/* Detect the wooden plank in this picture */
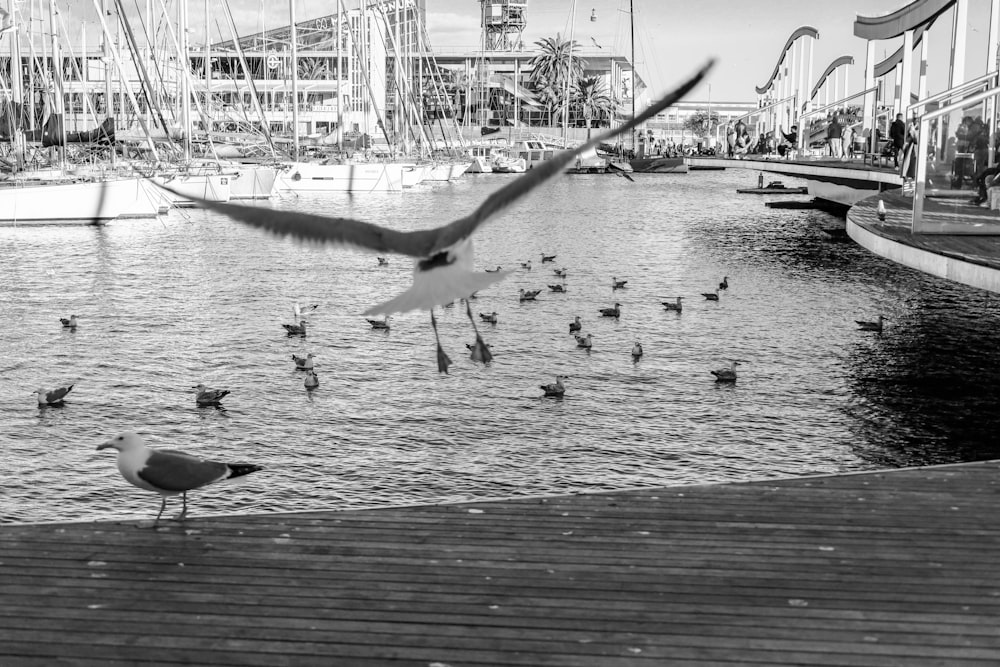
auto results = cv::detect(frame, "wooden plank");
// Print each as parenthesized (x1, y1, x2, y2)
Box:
(1, 462, 999, 666)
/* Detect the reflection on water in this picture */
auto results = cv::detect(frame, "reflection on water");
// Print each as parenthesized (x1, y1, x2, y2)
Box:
(2, 169, 1000, 524)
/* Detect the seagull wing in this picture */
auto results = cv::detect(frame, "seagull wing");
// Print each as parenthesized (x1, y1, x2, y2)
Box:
(47, 385, 73, 402)
(164, 61, 713, 257)
(424, 61, 713, 255)
(138, 449, 230, 492)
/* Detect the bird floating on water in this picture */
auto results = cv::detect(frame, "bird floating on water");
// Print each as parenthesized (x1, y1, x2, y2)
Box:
(304, 371, 319, 389)
(154, 62, 713, 373)
(599, 302, 621, 318)
(541, 253, 557, 263)
(661, 297, 683, 312)
(485, 265, 503, 273)
(283, 320, 307, 336)
(540, 375, 568, 397)
(479, 311, 498, 324)
(60, 315, 78, 328)
(612, 277, 628, 290)
(856, 315, 886, 333)
(36, 384, 73, 406)
(719, 276, 729, 290)
(553, 267, 567, 278)
(520, 288, 542, 301)
(377, 256, 389, 265)
(632, 342, 643, 359)
(575, 333, 593, 349)
(520, 260, 532, 270)
(548, 284, 566, 293)
(292, 302, 318, 322)
(291, 353, 315, 370)
(702, 289, 720, 301)
(193, 384, 230, 406)
(711, 360, 743, 383)
(97, 431, 264, 524)
(569, 316, 582, 333)
(367, 316, 391, 330)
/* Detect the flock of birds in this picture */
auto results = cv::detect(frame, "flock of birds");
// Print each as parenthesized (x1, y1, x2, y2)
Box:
(30, 61, 890, 525)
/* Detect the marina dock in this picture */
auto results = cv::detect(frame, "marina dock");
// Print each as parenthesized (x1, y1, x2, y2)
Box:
(2, 461, 999, 665)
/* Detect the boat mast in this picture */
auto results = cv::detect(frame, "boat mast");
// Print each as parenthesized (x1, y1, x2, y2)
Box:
(630, 0, 635, 151)
(290, 0, 299, 161)
(47, 0, 66, 164)
(7, 0, 23, 171)
(563, 0, 576, 143)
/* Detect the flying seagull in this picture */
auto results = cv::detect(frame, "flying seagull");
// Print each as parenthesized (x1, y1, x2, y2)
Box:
(160, 62, 714, 371)
(97, 431, 263, 523)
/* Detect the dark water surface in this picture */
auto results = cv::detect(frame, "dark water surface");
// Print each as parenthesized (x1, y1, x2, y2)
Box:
(4, 169, 1000, 524)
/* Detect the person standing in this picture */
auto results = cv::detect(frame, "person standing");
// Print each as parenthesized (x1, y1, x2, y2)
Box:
(890, 113, 906, 168)
(841, 124, 855, 160)
(827, 116, 843, 158)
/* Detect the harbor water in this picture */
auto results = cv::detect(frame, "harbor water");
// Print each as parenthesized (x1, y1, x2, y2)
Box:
(3, 169, 1000, 524)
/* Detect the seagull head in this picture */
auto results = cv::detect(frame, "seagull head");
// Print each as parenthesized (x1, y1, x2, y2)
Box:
(192, 384, 207, 392)
(98, 431, 144, 452)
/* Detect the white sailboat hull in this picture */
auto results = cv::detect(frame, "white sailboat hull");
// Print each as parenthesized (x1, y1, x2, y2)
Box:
(426, 162, 471, 181)
(228, 166, 277, 200)
(276, 162, 405, 193)
(0, 177, 161, 225)
(152, 173, 233, 207)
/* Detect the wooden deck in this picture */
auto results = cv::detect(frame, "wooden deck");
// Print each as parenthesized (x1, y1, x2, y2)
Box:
(2, 462, 1000, 666)
(849, 193, 1000, 271)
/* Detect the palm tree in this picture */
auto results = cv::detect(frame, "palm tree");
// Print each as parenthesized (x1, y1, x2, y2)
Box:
(575, 76, 614, 138)
(298, 57, 333, 80)
(528, 34, 587, 125)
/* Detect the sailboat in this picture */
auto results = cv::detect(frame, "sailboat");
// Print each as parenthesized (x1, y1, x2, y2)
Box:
(0, 0, 163, 224)
(624, 1, 686, 174)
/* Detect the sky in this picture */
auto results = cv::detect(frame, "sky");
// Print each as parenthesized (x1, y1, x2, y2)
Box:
(62, 0, 993, 103)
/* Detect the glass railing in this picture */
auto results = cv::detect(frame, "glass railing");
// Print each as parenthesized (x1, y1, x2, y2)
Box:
(912, 77, 1000, 233)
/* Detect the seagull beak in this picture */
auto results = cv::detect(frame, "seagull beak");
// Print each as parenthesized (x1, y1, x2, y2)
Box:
(436, 344, 453, 374)
(470, 334, 493, 364)
(96, 440, 113, 451)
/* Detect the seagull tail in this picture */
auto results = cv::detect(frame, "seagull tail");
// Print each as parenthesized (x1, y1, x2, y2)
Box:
(364, 269, 514, 316)
(226, 463, 264, 480)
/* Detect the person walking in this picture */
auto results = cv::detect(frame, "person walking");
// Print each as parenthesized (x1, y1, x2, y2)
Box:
(890, 113, 906, 168)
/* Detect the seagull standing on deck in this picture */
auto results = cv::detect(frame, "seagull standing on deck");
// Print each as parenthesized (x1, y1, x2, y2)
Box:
(36, 385, 73, 406)
(157, 63, 714, 373)
(193, 384, 230, 406)
(97, 431, 263, 523)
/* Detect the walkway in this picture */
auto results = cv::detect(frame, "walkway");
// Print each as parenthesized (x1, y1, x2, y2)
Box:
(2, 462, 999, 665)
